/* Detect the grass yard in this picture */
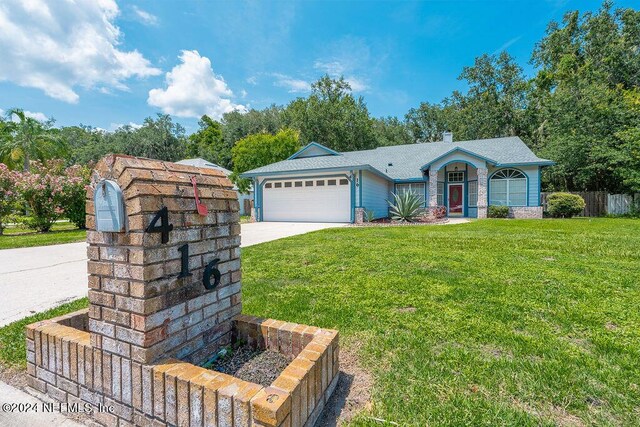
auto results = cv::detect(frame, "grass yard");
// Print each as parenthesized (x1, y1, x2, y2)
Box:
(0, 218, 638, 425)
(0, 221, 86, 249)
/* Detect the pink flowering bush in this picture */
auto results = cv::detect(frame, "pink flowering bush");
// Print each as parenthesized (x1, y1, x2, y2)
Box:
(15, 162, 66, 232)
(0, 163, 19, 235)
(60, 164, 91, 229)
(14, 160, 91, 232)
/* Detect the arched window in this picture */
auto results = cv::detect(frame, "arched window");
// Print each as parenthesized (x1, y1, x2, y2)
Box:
(489, 169, 527, 206)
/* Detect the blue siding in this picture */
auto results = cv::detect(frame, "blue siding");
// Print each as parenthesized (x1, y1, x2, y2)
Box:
(524, 166, 541, 207)
(361, 170, 391, 219)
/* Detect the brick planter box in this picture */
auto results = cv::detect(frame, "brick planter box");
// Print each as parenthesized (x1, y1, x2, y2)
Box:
(25, 155, 339, 427)
(26, 312, 338, 427)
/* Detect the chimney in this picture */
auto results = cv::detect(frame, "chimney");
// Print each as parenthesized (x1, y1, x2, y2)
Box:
(443, 131, 453, 143)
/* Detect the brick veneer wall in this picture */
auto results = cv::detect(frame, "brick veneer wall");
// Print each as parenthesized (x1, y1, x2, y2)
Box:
(508, 206, 543, 219)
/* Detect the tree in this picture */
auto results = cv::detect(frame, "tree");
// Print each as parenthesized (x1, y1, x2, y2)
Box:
(231, 128, 300, 192)
(448, 52, 530, 141)
(405, 52, 530, 143)
(61, 125, 109, 166)
(187, 115, 228, 167)
(221, 105, 285, 153)
(405, 102, 451, 142)
(0, 109, 67, 171)
(107, 115, 187, 162)
(530, 1, 640, 192)
(372, 116, 414, 146)
(284, 75, 377, 151)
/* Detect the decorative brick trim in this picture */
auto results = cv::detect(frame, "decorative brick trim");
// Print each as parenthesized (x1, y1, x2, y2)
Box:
(508, 206, 543, 219)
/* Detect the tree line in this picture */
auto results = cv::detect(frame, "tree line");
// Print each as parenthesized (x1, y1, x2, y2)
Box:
(1, 1, 638, 194)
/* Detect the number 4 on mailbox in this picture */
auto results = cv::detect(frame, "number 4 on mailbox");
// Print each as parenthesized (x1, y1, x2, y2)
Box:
(146, 207, 221, 289)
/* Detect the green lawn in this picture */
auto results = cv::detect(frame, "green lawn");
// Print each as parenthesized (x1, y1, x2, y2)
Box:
(0, 221, 86, 249)
(1, 218, 639, 425)
(0, 299, 88, 367)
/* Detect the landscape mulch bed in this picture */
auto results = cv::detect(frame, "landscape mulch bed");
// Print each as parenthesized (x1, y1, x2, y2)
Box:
(351, 218, 448, 227)
(209, 345, 290, 387)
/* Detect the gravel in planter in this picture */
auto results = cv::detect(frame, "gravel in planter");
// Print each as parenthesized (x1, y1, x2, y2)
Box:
(209, 345, 290, 387)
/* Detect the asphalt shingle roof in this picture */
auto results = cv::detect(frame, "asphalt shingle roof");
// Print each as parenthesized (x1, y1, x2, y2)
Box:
(242, 137, 553, 181)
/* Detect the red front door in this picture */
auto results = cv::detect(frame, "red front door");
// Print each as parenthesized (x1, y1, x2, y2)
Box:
(448, 184, 463, 215)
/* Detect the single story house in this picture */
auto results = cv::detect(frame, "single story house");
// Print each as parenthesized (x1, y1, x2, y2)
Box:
(240, 133, 554, 223)
(176, 158, 254, 215)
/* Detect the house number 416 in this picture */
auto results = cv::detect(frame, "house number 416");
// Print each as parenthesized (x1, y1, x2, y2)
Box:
(146, 207, 221, 290)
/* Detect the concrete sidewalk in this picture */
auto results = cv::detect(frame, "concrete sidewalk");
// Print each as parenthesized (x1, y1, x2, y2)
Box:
(0, 242, 87, 327)
(0, 381, 85, 427)
(0, 222, 344, 326)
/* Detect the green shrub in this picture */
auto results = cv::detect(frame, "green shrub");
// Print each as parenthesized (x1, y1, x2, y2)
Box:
(388, 192, 423, 222)
(547, 192, 586, 218)
(364, 209, 375, 222)
(488, 205, 509, 218)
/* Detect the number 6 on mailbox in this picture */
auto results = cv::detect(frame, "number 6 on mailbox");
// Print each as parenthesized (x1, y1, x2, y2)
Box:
(146, 207, 221, 290)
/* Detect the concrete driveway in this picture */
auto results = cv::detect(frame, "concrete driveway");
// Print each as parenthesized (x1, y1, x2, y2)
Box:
(0, 222, 344, 326)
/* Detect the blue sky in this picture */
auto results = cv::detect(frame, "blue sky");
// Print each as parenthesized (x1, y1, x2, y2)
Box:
(0, 0, 635, 133)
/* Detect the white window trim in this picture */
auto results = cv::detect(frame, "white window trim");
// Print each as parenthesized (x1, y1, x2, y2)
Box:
(489, 169, 528, 207)
(468, 180, 478, 208)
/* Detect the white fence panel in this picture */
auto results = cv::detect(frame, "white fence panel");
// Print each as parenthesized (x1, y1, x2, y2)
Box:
(607, 194, 639, 215)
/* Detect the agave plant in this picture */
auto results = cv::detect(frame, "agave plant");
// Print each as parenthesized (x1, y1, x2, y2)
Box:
(387, 191, 424, 222)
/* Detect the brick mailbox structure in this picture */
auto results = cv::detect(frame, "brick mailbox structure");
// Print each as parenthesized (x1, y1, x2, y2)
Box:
(25, 155, 339, 427)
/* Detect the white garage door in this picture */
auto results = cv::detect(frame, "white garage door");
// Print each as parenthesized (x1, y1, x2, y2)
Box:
(263, 177, 351, 222)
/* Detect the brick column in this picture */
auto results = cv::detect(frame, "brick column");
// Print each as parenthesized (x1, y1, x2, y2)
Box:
(86, 155, 242, 365)
(477, 167, 488, 219)
(428, 168, 439, 207)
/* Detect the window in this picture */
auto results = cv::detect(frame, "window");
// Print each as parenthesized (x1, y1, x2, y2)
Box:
(339, 179, 349, 185)
(284, 182, 292, 188)
(468, 181, 478, 207)
(396, 183, 425, 199)
(274, 182, 282, 188)
(305, 181, 313, 187)
(489, 169, 527, 206)
(437, 182, 444, 206)
(265, 183, 272, 189)
(448, 171, 464, 182)
(327, 179, 337, 186)
(316, 180, 325, 186)
(294, 181, 303, 187)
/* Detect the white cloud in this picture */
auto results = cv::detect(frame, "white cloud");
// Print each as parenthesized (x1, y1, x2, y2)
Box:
(272, 73, 311, 93)
(22, 111, 48, 122)
(109, 122, 142, 131)
(240, 89, 248, 99)
(312, 36, 378, 93)
(492, 36, 522, 55)
(0, 0, 161, 103)
(314, 61, 346, 76)
(132, 5, 159, 26)
(1, 109, 48, 122)
(246, 76, 258, 85)
(148, 50, 246, 119)
(313, 61, 369, 92)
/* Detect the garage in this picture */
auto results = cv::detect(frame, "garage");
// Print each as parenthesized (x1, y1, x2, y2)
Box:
(262, 177, 351, 222)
